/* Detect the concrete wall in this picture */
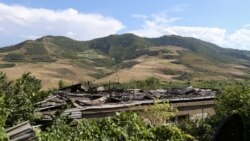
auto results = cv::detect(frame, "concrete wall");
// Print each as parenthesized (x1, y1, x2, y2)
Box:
(171, 99, 215, 123)
(81, 99, 215, 125)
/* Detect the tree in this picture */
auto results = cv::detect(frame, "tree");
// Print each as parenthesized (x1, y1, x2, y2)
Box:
(181, 85, 250, 140)
(140, 100, 176, 126)
(215, 85, 250, 138)
(153, 125, 193, 141)
(0, 93, 8, 141)
(4, 73, 49, 127)
(0, 73, 9, 140)
(178, 118, 215, 141)
(37, 112, 194, 141)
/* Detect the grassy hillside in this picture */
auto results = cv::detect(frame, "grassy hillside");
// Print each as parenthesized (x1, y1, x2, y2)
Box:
(1, 34, 250, 88)
(86, 33, 153, 62)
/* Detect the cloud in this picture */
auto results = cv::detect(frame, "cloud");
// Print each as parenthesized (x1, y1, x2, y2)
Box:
(129, 14, 250, 50)
(131, 26, 226, 46)
(0, 3, 124, 46)
(1, 2, 250, 51)
(226, 27, 250, 50)
(129, 14, 225, 46)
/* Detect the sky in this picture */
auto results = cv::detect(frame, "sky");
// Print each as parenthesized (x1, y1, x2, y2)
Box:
(1, 0, 250, 50)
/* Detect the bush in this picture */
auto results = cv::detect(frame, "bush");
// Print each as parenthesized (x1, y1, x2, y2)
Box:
(123, 77, 161, 89)
(2, 73, 50, 127)
(154, 125, 194, 141)
(0, 92, 7, 141)
(215, 85, 250, 138)
(179, 118, 215, 141)
(37, 112, 194, 141)
(179, 84, 250, 140)
(140, 100, 176, 126)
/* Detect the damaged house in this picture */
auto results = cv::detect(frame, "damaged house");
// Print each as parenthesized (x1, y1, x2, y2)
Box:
(35, 84, 217, 123)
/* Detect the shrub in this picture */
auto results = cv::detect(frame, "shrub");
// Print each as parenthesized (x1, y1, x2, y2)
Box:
(37, 112, 194, 141)
(3, 73, 50, 127)
(215, 85, 250, 138)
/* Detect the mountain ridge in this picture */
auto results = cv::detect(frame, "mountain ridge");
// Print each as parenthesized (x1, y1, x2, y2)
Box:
(0, 33, 250, 88)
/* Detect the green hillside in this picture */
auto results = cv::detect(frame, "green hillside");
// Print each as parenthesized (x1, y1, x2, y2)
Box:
(2, 33, 250, 64)
(1, 33, 250, 88)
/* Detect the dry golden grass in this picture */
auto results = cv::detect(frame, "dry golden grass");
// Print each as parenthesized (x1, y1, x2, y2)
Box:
(0, 45, 248, 88)
(77, 50, 107, 59)
(96, 54, 189, 83)
(180, 52, 246, 76)
(97, 46, 248, 84)
(148, 45, 185, 53)
(0, 59, 95, 89)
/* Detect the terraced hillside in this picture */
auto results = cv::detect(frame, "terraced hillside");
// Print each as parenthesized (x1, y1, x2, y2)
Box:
(1, 34, 250, 89)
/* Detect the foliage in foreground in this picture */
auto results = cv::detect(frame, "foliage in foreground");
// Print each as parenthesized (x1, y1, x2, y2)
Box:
(37, 112, 194, 141)
(179, 118, 215, 141)
(3, 73, 50, 127)
(0, 73, 8, 140)
(140, 100, 176, 126)
(0, 94, 7, 140)
(215, 85, 250, 139)
(1, 72, 250, 140)
(180, 84, 250, 140)
(0, 72, 50, 140)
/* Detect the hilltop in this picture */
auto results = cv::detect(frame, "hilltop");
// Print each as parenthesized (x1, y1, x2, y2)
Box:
(1, 33, 250, 88)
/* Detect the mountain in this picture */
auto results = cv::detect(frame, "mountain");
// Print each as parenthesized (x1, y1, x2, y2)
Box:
(0, 34, 250, 88)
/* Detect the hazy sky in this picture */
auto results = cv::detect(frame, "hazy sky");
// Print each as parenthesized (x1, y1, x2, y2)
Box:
(1, 0, 250, 50)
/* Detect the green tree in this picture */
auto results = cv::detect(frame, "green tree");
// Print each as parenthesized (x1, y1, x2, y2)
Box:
(179, 118, 215, 141)
(0, 73, 9, 140)
(180, 85, 250, 140)
(37, 112, 194, 141)
(153, 125, 194, 141)
(4, 73, 49, 127)
(140, 100, 176, 126)
(215, 85, 250, 138)
(0, 93, 8, 141)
